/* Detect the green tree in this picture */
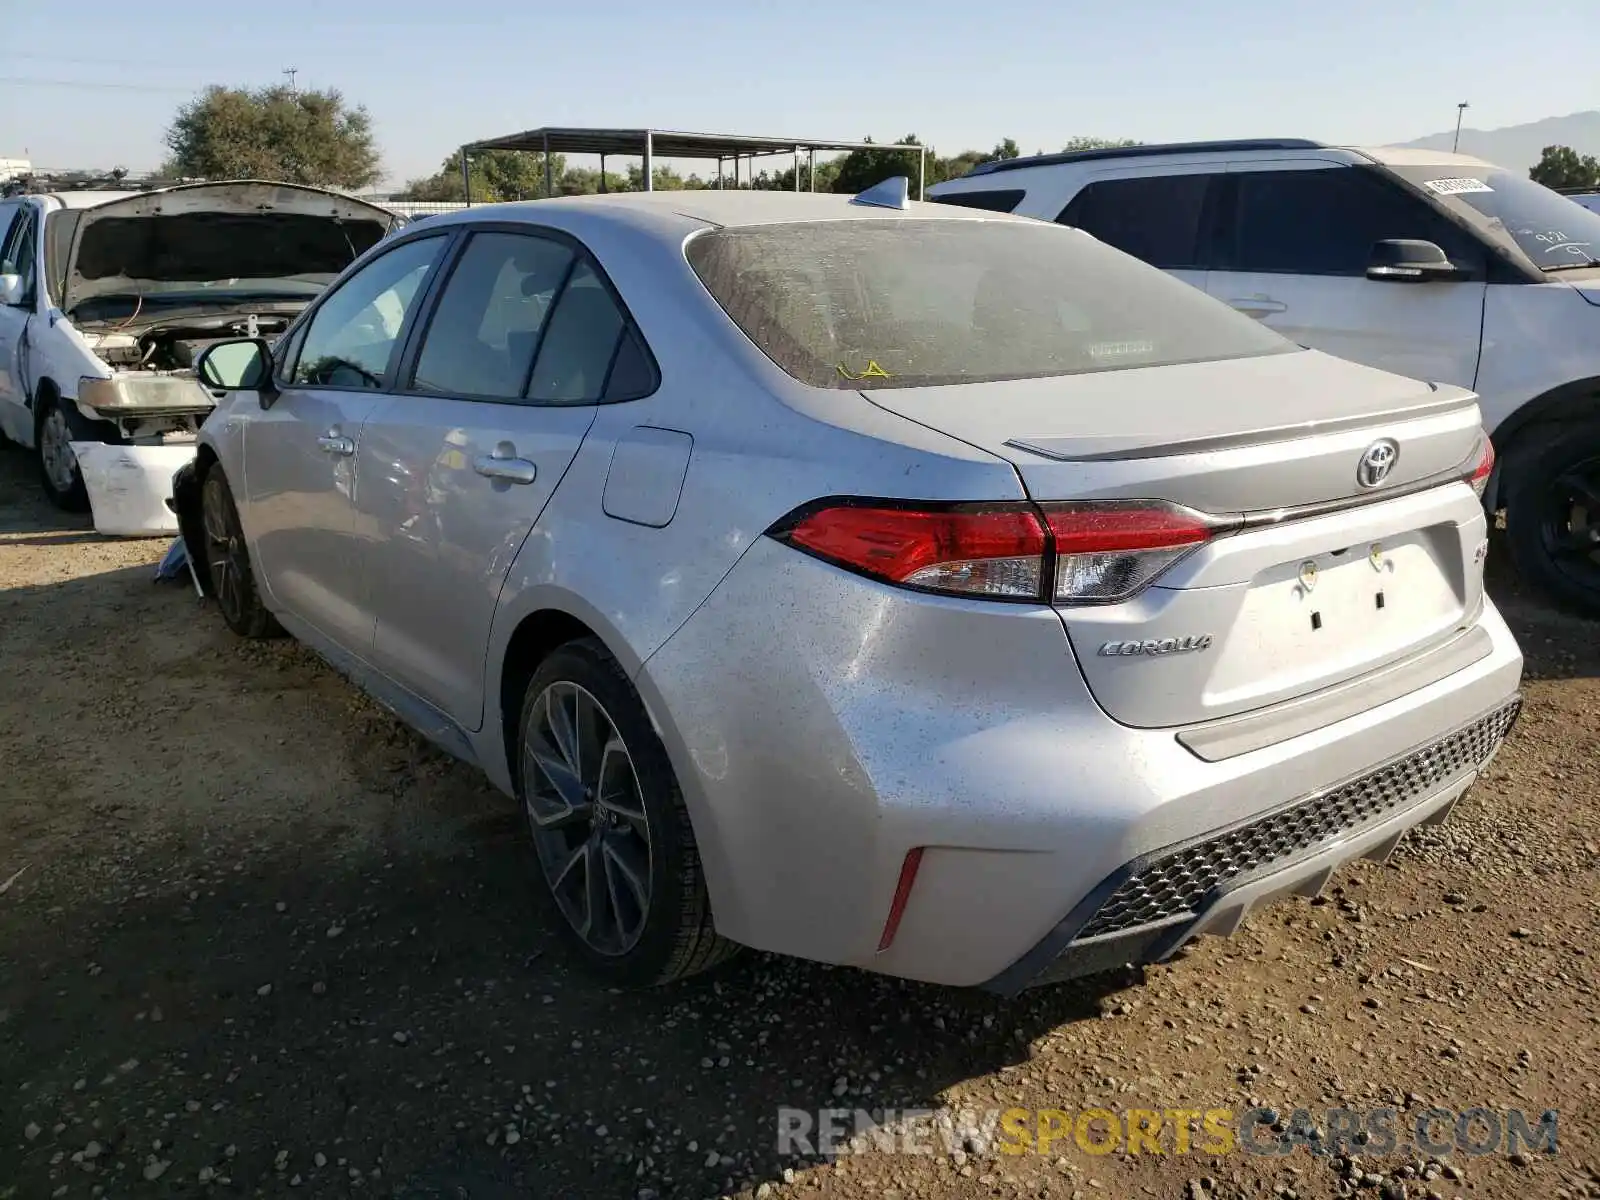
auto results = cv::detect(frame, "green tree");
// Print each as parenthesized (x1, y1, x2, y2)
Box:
(1530, 144, 1600, 191)
(1061, 136, 1142, 152)
(398, 148, 568, 202)
(164, 85, 381, 189)
(830, 135, 929, 194)
(625, 163, 702, 191)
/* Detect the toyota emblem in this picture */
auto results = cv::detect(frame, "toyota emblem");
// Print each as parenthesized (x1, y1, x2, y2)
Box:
(1357, 439, 1400, 489)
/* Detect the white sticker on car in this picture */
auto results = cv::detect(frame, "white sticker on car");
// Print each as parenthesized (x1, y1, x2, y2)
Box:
(1423, 177, 1494, 195)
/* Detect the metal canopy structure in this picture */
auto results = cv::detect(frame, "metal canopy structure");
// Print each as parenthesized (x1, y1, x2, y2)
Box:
(457, 127, 926, 202)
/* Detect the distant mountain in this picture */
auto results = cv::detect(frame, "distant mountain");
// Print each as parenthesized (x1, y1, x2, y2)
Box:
(1392, 111, 1600, 173)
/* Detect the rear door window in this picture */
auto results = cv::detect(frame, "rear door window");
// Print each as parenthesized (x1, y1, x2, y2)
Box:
(1226, 166, 1479, 276)
(526, 261, 640, 404)
(410, 231, 574, 400)
(685, 218, 1295, 390)
(1057, 175, 1217, 269)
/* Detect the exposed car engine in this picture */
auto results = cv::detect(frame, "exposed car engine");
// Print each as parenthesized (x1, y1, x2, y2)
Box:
(87, 314, 294, 373)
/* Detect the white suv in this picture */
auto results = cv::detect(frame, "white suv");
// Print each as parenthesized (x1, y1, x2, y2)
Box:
(0, 179, 399, 509)
(929, 140, 1600, 616)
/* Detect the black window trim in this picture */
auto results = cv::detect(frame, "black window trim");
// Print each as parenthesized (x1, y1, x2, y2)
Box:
(928, 188, 1028, 215)
(391, 219, 661, 409)
(1211, 162, 1493, 282)
(272, 228, 457, 393)
(1054, 172, 1227, 272)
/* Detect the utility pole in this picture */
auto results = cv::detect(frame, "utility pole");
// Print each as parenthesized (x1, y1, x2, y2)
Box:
(283, 67, 299, 95)
(1452, 102, 1469, 153)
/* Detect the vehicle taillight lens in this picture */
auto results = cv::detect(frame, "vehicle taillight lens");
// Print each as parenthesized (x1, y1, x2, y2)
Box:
(1466, 437, 1495, 499)
(1041, 501, 1216, 603)
(779, 503, 1048, 599)
(771, 498, 1220, 604)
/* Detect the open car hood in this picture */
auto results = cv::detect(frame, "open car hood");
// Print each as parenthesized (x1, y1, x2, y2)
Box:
(55, 181, 400, 313)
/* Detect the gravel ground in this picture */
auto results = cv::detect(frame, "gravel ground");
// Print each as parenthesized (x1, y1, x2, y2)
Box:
(1, 439, 1597, 1200)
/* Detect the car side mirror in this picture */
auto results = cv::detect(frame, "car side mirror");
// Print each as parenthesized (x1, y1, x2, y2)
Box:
(195, 337, 278, 407)
(0, 273, 22, 306)
(1366, 239, 1463, 282)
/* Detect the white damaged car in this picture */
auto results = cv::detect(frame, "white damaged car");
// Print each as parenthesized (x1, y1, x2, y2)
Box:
(0, 180, 400, 511)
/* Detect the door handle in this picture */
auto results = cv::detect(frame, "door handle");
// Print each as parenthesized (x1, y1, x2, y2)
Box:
(1227, 297, 1287, 317)
(317, 432, 356, 456)
(473, 449, 537, 485)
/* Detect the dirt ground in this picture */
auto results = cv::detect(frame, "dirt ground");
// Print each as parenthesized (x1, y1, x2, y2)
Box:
(1, 439, 1597, 1200)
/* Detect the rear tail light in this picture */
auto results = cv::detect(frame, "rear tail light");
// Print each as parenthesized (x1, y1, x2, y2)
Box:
(1465, 436, 1495, 499)
(770, 498, 1221, 605)
(1041, 501, 1217, 603)
(779, 503, 1048, 599)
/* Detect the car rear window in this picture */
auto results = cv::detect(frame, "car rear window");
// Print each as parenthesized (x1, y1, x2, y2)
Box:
(684, 218, 1296, 389)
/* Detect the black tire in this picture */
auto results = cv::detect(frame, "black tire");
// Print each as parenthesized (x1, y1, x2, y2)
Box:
(34, 392, 113, 512)
(516, 638, 739, 987)
(1503, 417, 1600, 619)
(199, 467, 283, 639)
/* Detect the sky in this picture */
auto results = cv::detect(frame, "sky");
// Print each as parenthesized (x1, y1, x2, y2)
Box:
(4, 0, 1596, 190)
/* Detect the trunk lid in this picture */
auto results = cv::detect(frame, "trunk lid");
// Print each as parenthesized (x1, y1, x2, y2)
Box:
(57, 181, 399, 314)
(864, 350, 1490, 729)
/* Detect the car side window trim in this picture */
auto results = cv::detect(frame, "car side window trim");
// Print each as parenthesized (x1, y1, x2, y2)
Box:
(516, 253, 581, 399)
(275, 230, 456, 393)
(390, 219, 661, 409)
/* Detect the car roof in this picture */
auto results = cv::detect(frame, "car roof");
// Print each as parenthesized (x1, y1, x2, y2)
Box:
(418, 189, 1030, 237)
(936, 140, 1501, 187)
(1345, 145, 1497, 169)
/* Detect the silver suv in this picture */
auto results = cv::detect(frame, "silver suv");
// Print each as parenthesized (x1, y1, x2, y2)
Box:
(175, 187, 1523, 992)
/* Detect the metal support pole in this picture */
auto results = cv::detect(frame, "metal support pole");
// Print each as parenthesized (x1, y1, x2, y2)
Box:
(716, 157, 723, 189)
(643, 130, 654, 192)
(733, 155, 740, 189)
(794, 146, 801, 191)
(543, 132, 553, 197)
(918, 147, 926, 200)
(460, 147, 471, 207)
(599, 153, 606, 193)
(809, 148, 815, 192)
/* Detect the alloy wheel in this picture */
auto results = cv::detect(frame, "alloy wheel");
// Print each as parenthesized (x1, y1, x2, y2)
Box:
(201, 475, 248, 627)
(522, 682, 653, 956)
(39, 407, 78, 493)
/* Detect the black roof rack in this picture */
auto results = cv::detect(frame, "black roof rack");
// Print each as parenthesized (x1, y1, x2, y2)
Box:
(1, 171, 193, 198)
(963, 139, 1328, 178)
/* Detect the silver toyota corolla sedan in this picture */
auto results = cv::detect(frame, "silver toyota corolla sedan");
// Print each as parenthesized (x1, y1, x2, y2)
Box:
(174, 182, 1523, 994)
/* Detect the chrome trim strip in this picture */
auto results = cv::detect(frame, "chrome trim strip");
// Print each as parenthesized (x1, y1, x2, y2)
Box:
(1234, 465, 1472, 529)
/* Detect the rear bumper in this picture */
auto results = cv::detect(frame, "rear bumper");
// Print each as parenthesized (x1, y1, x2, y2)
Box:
(984, 696, 1519, 994)
(638, 540, 1525, 989)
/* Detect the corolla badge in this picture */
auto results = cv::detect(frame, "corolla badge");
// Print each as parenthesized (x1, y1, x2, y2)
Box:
(1099, 635, 1214, 657)
(1357, 438, 1400, 489)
